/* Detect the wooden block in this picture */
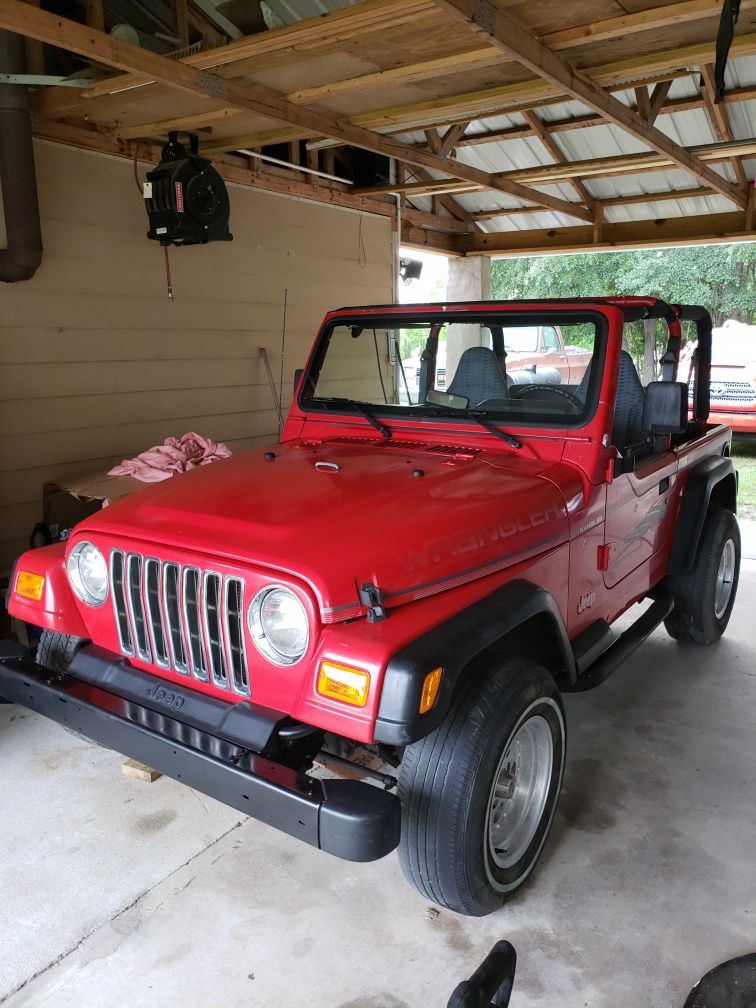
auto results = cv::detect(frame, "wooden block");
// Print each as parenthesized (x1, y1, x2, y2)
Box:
(122, 758, 162, 782)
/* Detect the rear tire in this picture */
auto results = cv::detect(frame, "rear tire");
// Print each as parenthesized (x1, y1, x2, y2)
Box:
(664, 506, 740, 645)
(397, 657, 565, 917)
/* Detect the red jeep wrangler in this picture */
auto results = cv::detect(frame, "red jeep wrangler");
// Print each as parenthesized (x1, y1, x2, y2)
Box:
(1, 297, 740, 917)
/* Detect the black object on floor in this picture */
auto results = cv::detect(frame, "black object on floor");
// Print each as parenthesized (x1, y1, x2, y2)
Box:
(447, 941, 516, 1008)
(685, 954, 756, 1007)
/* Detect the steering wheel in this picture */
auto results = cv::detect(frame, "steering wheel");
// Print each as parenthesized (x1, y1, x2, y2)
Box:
(510, 384, 584, 410)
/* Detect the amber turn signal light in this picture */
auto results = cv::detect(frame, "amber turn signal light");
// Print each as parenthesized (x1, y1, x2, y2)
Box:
(16, 571, 45, 602)
(317, 661, 370, 707)
(419, 666, 443, 714)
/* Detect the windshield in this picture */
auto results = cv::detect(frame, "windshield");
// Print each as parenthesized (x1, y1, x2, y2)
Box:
(301, 312, 602, 428)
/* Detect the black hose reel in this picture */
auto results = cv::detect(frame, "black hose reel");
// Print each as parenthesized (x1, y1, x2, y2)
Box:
(144, 131, 232, 247)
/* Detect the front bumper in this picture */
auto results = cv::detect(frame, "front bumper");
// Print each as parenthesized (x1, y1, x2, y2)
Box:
(0, 641, 400, 863)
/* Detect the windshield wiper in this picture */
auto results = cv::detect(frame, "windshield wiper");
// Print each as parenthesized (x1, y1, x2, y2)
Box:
(468, 413, 522, 450)
(311, 397, 392, 440)
(415, 406, 521, 450)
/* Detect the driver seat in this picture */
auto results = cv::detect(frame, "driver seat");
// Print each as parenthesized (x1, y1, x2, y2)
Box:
(447, 347, 509, 405)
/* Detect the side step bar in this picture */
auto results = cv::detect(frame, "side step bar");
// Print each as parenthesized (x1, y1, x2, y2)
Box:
(568, 596, 674, 692)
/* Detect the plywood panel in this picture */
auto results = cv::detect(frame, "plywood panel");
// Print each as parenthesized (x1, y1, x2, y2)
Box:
(0, 141, 393, 570)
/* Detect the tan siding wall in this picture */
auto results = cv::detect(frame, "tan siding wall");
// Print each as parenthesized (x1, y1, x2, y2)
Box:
(0, 141, 393, 570)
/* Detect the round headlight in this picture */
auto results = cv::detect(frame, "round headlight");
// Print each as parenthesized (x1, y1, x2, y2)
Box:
(248, 586, 308, 666)
(67, 541, 108, 606)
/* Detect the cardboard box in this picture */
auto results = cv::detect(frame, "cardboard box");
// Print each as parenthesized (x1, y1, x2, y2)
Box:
(43, 471, 145, 539)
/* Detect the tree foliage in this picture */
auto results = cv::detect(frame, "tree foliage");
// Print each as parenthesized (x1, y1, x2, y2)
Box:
(491, 243, 756, 373)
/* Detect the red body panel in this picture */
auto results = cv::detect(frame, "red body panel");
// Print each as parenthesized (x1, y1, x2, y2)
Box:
(8, 298, 733, 745)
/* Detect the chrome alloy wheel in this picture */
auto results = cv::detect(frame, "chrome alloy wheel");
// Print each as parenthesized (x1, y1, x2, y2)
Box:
(714, 538, 737, 619)
(485, 715, 554, 871)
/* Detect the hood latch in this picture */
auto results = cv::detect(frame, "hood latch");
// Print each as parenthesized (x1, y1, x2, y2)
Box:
(359, 582, 387, 622)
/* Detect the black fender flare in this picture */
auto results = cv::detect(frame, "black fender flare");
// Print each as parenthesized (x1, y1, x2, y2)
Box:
(668, 455, 737, 575)
(374, 579, 576, 745)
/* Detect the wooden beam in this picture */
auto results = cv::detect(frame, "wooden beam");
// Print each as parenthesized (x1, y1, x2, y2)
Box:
(33, 117, 399, 220)
(86, 0, 104, 32)
(433, 0, 747, 209)
(78, 0, 756, 111)
(699, 63, 748, 189)
(498, 138, 756, 186)
(355, 139, 756, 197)
(174, 0, 190, 50)
(438, 121, 470, 158)
(401, 206, 471, 233)
(203, 80, 754, 159)
(401, 226, 460, 254)
(356, 179, 482, 197)
(117, 108, 240, 140)
(0, 1, 593, 221)
(467, 186, 721, 220)
(543, 0, 756, 51)
(404, 165, 479, 226)
(342, 33, 756, 135)
(453, 85, 756, 149)
(457, 211, 756, 256)
(423, 128, 441, 154)
(648, 81, 672, 125)
(602, 186, 716, 207)
(522, 109, 593, 212)
(634, 86, 651, 123)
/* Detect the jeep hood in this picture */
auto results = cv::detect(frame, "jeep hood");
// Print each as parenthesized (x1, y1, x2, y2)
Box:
(79, 439, 576, 620)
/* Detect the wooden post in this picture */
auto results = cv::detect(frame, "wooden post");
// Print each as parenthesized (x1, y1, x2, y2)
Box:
(592, 202, 604, 245)
(174, 0, 190, 49)
(747, 184, 756, 231)
(86, 0, 104, 32)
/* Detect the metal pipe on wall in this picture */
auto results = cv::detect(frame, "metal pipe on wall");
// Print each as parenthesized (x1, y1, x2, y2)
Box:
(0, 30, 42, 282)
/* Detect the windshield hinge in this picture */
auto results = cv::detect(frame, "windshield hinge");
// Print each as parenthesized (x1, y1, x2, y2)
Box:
(359, 583, 388, 622)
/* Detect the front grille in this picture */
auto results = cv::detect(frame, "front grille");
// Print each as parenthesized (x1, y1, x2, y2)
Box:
(689, 377, 756, 405)
(111, 550, 249, 696)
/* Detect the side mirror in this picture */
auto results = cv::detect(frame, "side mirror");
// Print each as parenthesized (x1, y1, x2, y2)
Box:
(642, 381, 688, 435)
(293, 368, 304, 395)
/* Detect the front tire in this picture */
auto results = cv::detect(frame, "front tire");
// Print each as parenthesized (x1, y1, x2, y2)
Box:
(36, 630, 87, 672)
(398, 657, 566, 916)
(664, 506, 740, 645)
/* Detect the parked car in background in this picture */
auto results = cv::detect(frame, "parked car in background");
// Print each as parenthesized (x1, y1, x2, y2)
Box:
(679, 319, 756, 434)
(502, 324, 592, 386)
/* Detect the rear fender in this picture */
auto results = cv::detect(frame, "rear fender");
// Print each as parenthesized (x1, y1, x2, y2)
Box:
(374, 579, 575, 745)
(7, 543, 89, 638)
(669, 456, 737, 575)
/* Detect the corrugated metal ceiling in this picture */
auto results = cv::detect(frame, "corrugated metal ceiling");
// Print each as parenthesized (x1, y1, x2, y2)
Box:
(397, 54, 756, 234)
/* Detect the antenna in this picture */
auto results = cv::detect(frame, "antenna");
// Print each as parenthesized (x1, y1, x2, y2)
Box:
(278, 288, 288, 429)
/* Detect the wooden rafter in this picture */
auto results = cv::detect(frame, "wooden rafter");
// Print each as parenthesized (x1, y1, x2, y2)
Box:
(699, 63, 749, 190)
(647, 80, 673, 124)
(37, 0, 756, 118)
(468, 185, 717, 221)
(342, 34, 756, 136)
(438, 122, 471, 158)
(356, 138, 756, 197)
(522, 109, 594, 213)
(456, 211, 756, 256)
(432, 0, 747, 209)
(450, 84, 756, 149)
(0, 0, 592, 221)
(33, 117, 400, 222)
(178, 31, 756, 157)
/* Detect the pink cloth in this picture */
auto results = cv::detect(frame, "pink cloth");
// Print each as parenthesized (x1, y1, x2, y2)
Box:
(107, 431, 232, 483)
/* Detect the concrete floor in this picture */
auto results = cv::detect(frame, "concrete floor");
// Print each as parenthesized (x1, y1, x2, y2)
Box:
(2, 533, 756, 1008)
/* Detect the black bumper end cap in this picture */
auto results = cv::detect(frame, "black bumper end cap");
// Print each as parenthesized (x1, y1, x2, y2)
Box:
(319, 778, 401, 862)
